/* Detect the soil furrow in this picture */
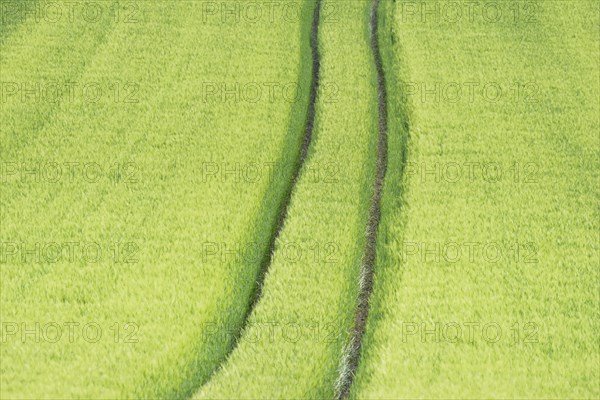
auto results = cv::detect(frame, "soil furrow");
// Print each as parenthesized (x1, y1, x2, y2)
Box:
(251, 0, 322, 309)
(193, 0, 322, 393)
(336, 0, 388, 397)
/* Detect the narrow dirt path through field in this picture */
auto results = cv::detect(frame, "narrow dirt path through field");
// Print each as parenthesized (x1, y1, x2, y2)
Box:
(336, 0, 388, 397)
(193, 0, 322, 394)
(251, 0, 322, 310)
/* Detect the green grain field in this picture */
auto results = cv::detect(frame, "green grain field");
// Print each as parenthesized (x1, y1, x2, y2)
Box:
(0, 0, 598, 399)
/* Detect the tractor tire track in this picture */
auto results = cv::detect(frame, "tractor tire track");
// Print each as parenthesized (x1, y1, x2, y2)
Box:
(250, 0, 322, 310)
(336, 0, 388, 397)
(195, 0, 322, 393)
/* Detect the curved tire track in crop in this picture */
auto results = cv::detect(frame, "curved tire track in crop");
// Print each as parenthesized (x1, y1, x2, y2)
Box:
(337, 0, 388, 397)
(250, 0, 322, 311)
(195, 0, 322, 393)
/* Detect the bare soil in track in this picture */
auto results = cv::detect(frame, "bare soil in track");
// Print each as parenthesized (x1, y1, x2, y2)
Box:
(336, 0, 389, 397)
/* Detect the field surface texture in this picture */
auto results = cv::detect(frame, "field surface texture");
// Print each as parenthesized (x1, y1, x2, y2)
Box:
(1, 0, 313, 397)
(0, 0, 598, 399)
(351, 0, 600, 398)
